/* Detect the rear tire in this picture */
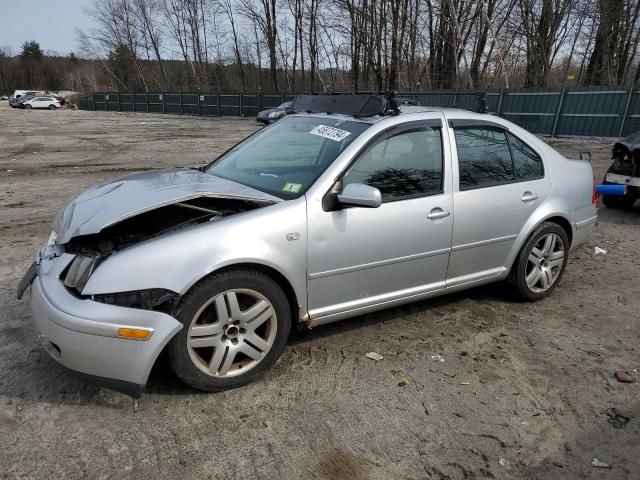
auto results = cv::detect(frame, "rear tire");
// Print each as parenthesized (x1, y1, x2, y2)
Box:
(48, 104, 57, 110)
(508, 222, 569, 301)
(168, 270, 291, 391)
(602, 195, 636, 209)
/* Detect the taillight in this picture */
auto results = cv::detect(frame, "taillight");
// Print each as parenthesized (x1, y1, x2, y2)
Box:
(592, 174, 597, 205)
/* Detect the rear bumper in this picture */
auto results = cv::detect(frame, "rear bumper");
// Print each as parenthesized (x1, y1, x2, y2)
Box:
(28, 255, 182, 396)
(572, 214, 597, 251)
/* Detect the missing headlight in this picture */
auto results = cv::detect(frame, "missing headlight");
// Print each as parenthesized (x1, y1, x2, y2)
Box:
(92, 289, 179, 314)
(63, 254, 100, 293)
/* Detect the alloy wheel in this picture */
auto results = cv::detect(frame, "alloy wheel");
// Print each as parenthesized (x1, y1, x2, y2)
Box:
(525, 232, 565, 293)
(186, 289, 277, 378)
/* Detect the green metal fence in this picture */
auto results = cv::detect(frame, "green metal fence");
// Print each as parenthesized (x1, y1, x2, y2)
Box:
(79, 87, 640, 138)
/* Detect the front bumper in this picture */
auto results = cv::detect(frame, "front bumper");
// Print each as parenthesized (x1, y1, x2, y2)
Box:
(27, 254, 182, 397)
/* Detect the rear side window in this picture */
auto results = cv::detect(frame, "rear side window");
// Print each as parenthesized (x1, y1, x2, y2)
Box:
(344, 126, 443, 201)
(509, 133, 544, 180)
(454, 127, 513, 190)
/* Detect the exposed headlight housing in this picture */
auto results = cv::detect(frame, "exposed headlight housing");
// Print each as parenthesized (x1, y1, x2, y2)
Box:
(63, 254, 100, 293)
(269, 111, 278, 118)
(92, 289, 179, 314)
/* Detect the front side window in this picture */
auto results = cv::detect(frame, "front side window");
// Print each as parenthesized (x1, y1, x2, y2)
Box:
(455, 127, 514, 190)
(207, 116, 369, 199)
(343, 126, 443, 201)
(509, 133, 544, 180)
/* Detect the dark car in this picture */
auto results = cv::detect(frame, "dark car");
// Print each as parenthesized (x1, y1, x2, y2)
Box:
(602, 131, 640, 209)
(16, 95, 36, 108)
(256, 101, 294, 124)
(9, 91, 40, 107)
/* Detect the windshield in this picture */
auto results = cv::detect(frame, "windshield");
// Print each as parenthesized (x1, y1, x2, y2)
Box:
(207, 116, 370, 199)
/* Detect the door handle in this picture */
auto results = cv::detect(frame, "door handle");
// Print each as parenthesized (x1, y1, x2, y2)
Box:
(427, 208, 450, 220)
(521, 192, 538, 203)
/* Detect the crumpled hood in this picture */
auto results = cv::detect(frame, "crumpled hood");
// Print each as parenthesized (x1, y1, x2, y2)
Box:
(53, 168, 281, 243)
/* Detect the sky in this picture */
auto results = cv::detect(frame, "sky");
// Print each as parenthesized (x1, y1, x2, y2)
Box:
(0, 0, 96, 55)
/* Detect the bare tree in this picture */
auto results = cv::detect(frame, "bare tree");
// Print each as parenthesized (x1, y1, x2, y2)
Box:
(240, 0, 280, 91)
(585, 0, 640, 85)
(518, 0, 573, 87)
(221, 0, 247, 91)
(132, 0, 170, 89)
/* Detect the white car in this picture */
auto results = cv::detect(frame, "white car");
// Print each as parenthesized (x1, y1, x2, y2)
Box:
(21, 96, 61, 110)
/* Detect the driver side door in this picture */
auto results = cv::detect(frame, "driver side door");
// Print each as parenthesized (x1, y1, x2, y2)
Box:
(306, 121, 453, 324)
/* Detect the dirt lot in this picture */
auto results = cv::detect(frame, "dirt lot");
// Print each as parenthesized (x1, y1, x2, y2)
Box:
(1, 104, 639, 480)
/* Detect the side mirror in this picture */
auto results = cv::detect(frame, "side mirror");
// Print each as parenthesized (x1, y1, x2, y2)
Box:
(337, 183, 382, 208)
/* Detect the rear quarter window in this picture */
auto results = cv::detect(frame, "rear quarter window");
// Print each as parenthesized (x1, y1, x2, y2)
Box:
(508, 133, 544, 180)
(454, 127, 514, 190)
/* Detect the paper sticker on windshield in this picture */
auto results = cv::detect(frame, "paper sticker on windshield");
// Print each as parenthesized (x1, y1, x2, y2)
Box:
(282, 182, 303, 194)
(309, 125, 351, 142)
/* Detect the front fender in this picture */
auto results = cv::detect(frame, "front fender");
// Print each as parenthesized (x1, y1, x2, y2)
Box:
(82, 199, 308, 312)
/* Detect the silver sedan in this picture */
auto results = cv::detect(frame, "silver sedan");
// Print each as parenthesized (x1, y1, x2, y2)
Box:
(18, 96, 597, 396)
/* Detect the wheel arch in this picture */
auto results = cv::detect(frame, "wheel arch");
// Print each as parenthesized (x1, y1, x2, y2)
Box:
(183, 261, 304, 327)
(506, 212, 573, 274)
(543, 215, 573, 246)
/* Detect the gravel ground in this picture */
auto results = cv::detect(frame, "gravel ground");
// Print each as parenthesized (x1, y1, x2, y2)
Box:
(1, 104, 639, 480)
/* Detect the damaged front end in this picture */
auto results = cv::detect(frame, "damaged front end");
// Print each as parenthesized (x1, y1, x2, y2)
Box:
(20, 169, 282, 308)
(59, 196, 272, 311)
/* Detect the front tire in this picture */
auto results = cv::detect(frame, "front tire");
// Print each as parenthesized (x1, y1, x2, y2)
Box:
(24, 104, 32, 109)
(509, 222, 569, 301)
(168, 270, 291, 391)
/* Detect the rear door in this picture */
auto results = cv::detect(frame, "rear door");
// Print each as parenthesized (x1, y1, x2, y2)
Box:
(446, 121, 551, 286)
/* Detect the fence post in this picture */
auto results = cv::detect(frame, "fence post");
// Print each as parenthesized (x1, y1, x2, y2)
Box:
(197, 93, 201, 116)
(92, 94, 96, 111)
(258, 92, 263, 112)
(453, 93, 458, 108)
(117, 92, 121, 112)
(239, 93, 244, 117)
(146, 92, 149, 113)
(179, 92, 183, 115)
(618, 88, 634, 137)
(551, 89, 566, 137)
(281, 93, 285, 104)
(161, 92, 165, 114)
(132, 93, 135, 113)
(217, 92, 221, 116)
